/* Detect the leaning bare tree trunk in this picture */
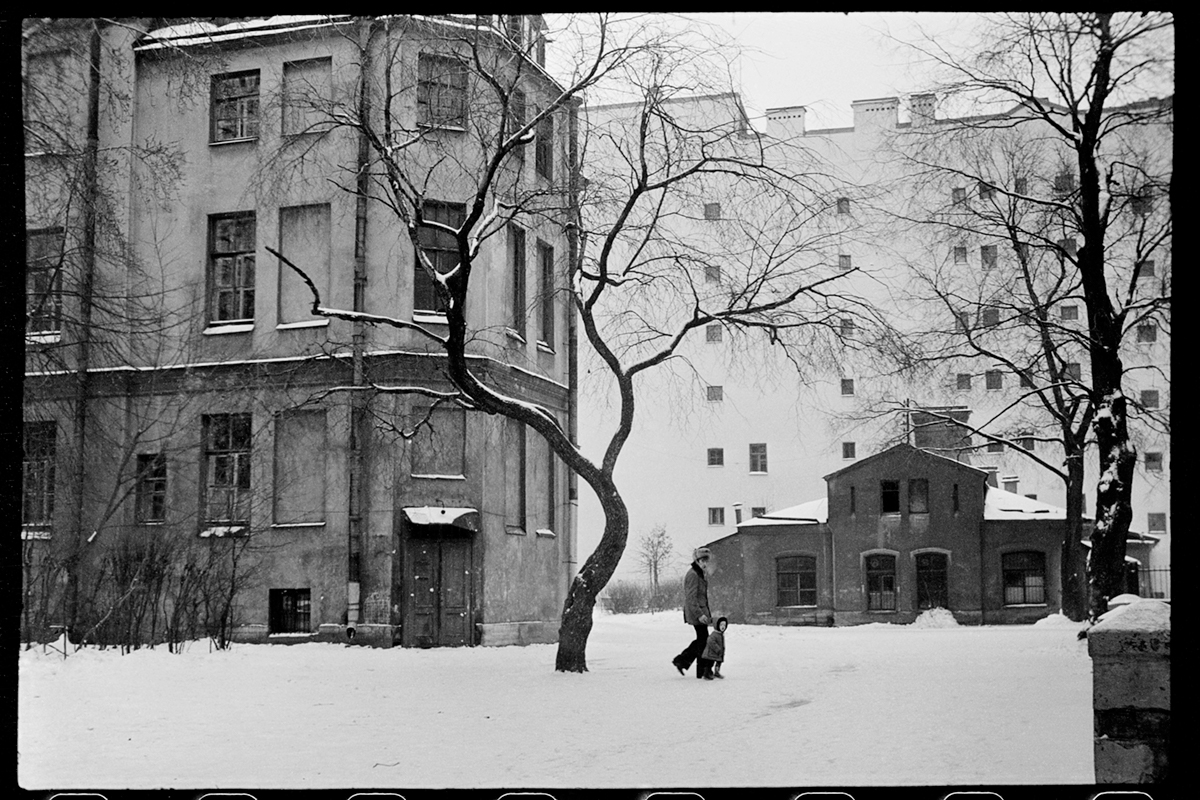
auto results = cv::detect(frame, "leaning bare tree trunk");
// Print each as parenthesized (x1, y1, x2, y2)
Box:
(1088, 389, 1137, 618)
(1060, 450, 1088, 621)
(555, 481, 629, 672)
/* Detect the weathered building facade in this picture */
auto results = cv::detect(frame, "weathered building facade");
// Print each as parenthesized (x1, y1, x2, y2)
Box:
(22, 15, 577, 648)
(705, 444, 1155, 626)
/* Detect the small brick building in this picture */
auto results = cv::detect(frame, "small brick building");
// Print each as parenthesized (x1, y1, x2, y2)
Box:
(706, 444, 1155, 626)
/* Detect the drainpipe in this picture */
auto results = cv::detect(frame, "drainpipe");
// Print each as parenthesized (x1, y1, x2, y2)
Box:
(979, 480, 986, 626)
(564, 97, 582, 591)
(345, 17, 376, 636)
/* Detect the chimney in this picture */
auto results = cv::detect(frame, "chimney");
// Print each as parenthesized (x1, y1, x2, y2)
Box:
(765, 105, 807, 140)
(851, 96, 899, 134)
(910, 93, 936, 127)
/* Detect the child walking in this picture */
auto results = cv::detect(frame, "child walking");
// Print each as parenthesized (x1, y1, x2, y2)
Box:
(701, 617, 728, 679)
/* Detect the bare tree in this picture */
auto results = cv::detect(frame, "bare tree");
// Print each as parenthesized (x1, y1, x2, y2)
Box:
(268, 14, 877, 671)
(887, 12, 1172, 619)
(636, 524, 675, 595)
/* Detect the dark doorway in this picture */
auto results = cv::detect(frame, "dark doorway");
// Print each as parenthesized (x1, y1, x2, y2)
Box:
(916, 552, 949, 610)
(404, 525, 473, 647)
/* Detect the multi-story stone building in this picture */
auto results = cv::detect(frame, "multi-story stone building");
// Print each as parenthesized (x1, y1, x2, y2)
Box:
(580, 90, 1170, 605)
(22, 15, 578, 647)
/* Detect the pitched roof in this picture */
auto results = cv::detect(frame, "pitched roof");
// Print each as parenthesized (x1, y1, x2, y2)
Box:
(822, 442, 987, 481)
(738, 497, 828, 528)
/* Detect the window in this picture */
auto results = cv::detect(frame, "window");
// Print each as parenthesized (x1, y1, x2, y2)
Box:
(1053, 172, 1076, 193)
(916, 552, 949, 610)
(955, 311, 970, 332)
(953, 246, 967, 264)
(1018, 370, 1033, 389)
(706, 448, 725, 467)
(1131, 190, 1153, 217)
(880, 480, 900, 514)
(842, 442, 856, 460)
(1140, 390, 1159, 409)
(956, 373, 972, 391)
(507, 89, 526, 160)
(1014, 177, 1028, 194)
(708, 507, 725, 526)
(985, 370, 1003, 390)
(704, 264, 721, 283)
(706, 385, 723, 402)
(836, 197, 851, 215)
(417, 54, 467, 128)
(1002, 551, 1046, 605)
(25, 50, 82, 153)
(850, 485, 856, 514)
(211, 71, 260, 142)
(840, 317, 855, 336)
(209, 213, 256, 324)
(508, 225, 527, 337)
(538, 241, 555, 346)
(838, 254, 852, 271)
(269, 588, 311, 634)
(1136, 324, 1157, 343)
(277, 204, 330, 325)
(1057, 238, 1078, 259)
(952, 483, 960, 513)
(980, 245, 998, 270)
(981, 307, 1000, 327)
(22, 421, 56, 527)
(1147, 513, 1166, 534)
(1025, 494, 1038, 501)
(777, 555, 817, 607)
(535, 112, 554, 179)
(1002, 477, 1019, 494)
(273, 410, 327, 524)
(135, 453, 167, 524)
(908, 478, 929, 514)
(986, 440, 1004, 453)
(1061, 304, 1079, 321)
(978, 182, 995, 201)
(203, 413, 252, 527)
(415, 200, 465, 315)
(952, 187, 967, 205)
(1144, 452, 1163, 472)
(26, 228, 64, 335)
(840, 378, 855, 396)
(505, 418, 527, 531)
(1061, 362, 1081, 381)
(751, 506, 766, 518)
(1137, 261, 1156, 280)
(865, 554, 897, 611)
(282, 58, 332, 135)
(504, 14, 524, 46)
(749, 443, 768, 474)
(706, 323, 723, 343)
(541, 438, 557, 533)
(703, 202, 722, 220)
(1015, 242, 1030, 261)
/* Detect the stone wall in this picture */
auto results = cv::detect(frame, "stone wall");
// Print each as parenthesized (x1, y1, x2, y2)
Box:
(1088, 598, 1170, 783)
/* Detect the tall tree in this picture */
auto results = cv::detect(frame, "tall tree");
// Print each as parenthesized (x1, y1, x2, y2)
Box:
(891, 12, 1172, 618)
(268, 14, 877, 670)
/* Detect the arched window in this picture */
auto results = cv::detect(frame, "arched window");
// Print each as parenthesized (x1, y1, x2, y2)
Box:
(777, 555, 817, 607)
(1002, 551, 1046, 605)
(865, 553, 896, 610)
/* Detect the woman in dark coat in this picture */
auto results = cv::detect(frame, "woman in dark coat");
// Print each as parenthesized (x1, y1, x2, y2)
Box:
(672, 547, 713, 679)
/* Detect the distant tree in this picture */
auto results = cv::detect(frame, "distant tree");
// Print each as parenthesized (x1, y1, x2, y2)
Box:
(636, 525, 675, 595)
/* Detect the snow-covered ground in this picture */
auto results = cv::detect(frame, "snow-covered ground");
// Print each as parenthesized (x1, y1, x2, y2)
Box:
(18, 609, 1094, 789)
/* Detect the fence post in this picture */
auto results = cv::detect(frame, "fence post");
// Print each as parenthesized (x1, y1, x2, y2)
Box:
(1088, 598, 1170, 783)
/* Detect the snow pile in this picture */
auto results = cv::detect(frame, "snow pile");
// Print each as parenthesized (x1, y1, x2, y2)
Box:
(1034, 612, 1088, 629)
(910, 607, 960, 628)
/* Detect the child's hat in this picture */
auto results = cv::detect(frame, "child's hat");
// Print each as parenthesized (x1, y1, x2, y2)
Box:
(693, 546, 713, 561)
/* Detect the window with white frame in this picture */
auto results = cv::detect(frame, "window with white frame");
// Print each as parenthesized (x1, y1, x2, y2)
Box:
(417, 53, 467, 128)
(509, 225, 527, 338)
(211, 71, 260, 142)
(777, 555, 817, 607)
(708, 507, 725, 526)
(865, 554, 897, 610)
(1002, 551, 1046, 605)
(749, 443, 768, 474)
(209, 213, 256, 325)
(538, 240, 555, 347)
(415, 200, 465, 315)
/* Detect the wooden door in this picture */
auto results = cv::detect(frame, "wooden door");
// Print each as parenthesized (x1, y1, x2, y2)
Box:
(438, 538, 471, 646)
(405, 531, 473, 647)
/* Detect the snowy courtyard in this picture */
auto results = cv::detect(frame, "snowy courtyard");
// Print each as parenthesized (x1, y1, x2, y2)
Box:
(18, 609, 1094, 789)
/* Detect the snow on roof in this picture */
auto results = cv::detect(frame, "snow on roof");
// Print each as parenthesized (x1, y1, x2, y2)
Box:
(739, 497, 827, 528)
(140, 16, 349, 49)
(983, 486, 1068, 520)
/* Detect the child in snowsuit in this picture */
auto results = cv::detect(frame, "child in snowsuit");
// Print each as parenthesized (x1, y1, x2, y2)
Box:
(701, 616, 728, 679)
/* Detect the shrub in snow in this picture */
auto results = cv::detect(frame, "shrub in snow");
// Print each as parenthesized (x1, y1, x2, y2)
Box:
(911, 607, 959, 628)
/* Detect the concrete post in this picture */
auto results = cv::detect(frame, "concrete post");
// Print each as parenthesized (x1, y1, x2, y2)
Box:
(1088, 598, 1170, 783)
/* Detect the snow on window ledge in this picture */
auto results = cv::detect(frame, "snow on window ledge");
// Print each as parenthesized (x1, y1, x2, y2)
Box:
(21, 527, 52, 540)
(199, 525, 247, 538)
(203, 323, 254, 336)
(276, 319, 329, 330)
(536, 341, 555, 354)
(505, 328, 527, 343)
(505, 525, 527, 536)
(270, 521, 326, 528)
(413, 311, 449, 325)
(411, 473, 467, 481)
(535, 528, 556, 538)
(25, 332, 62, 345)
